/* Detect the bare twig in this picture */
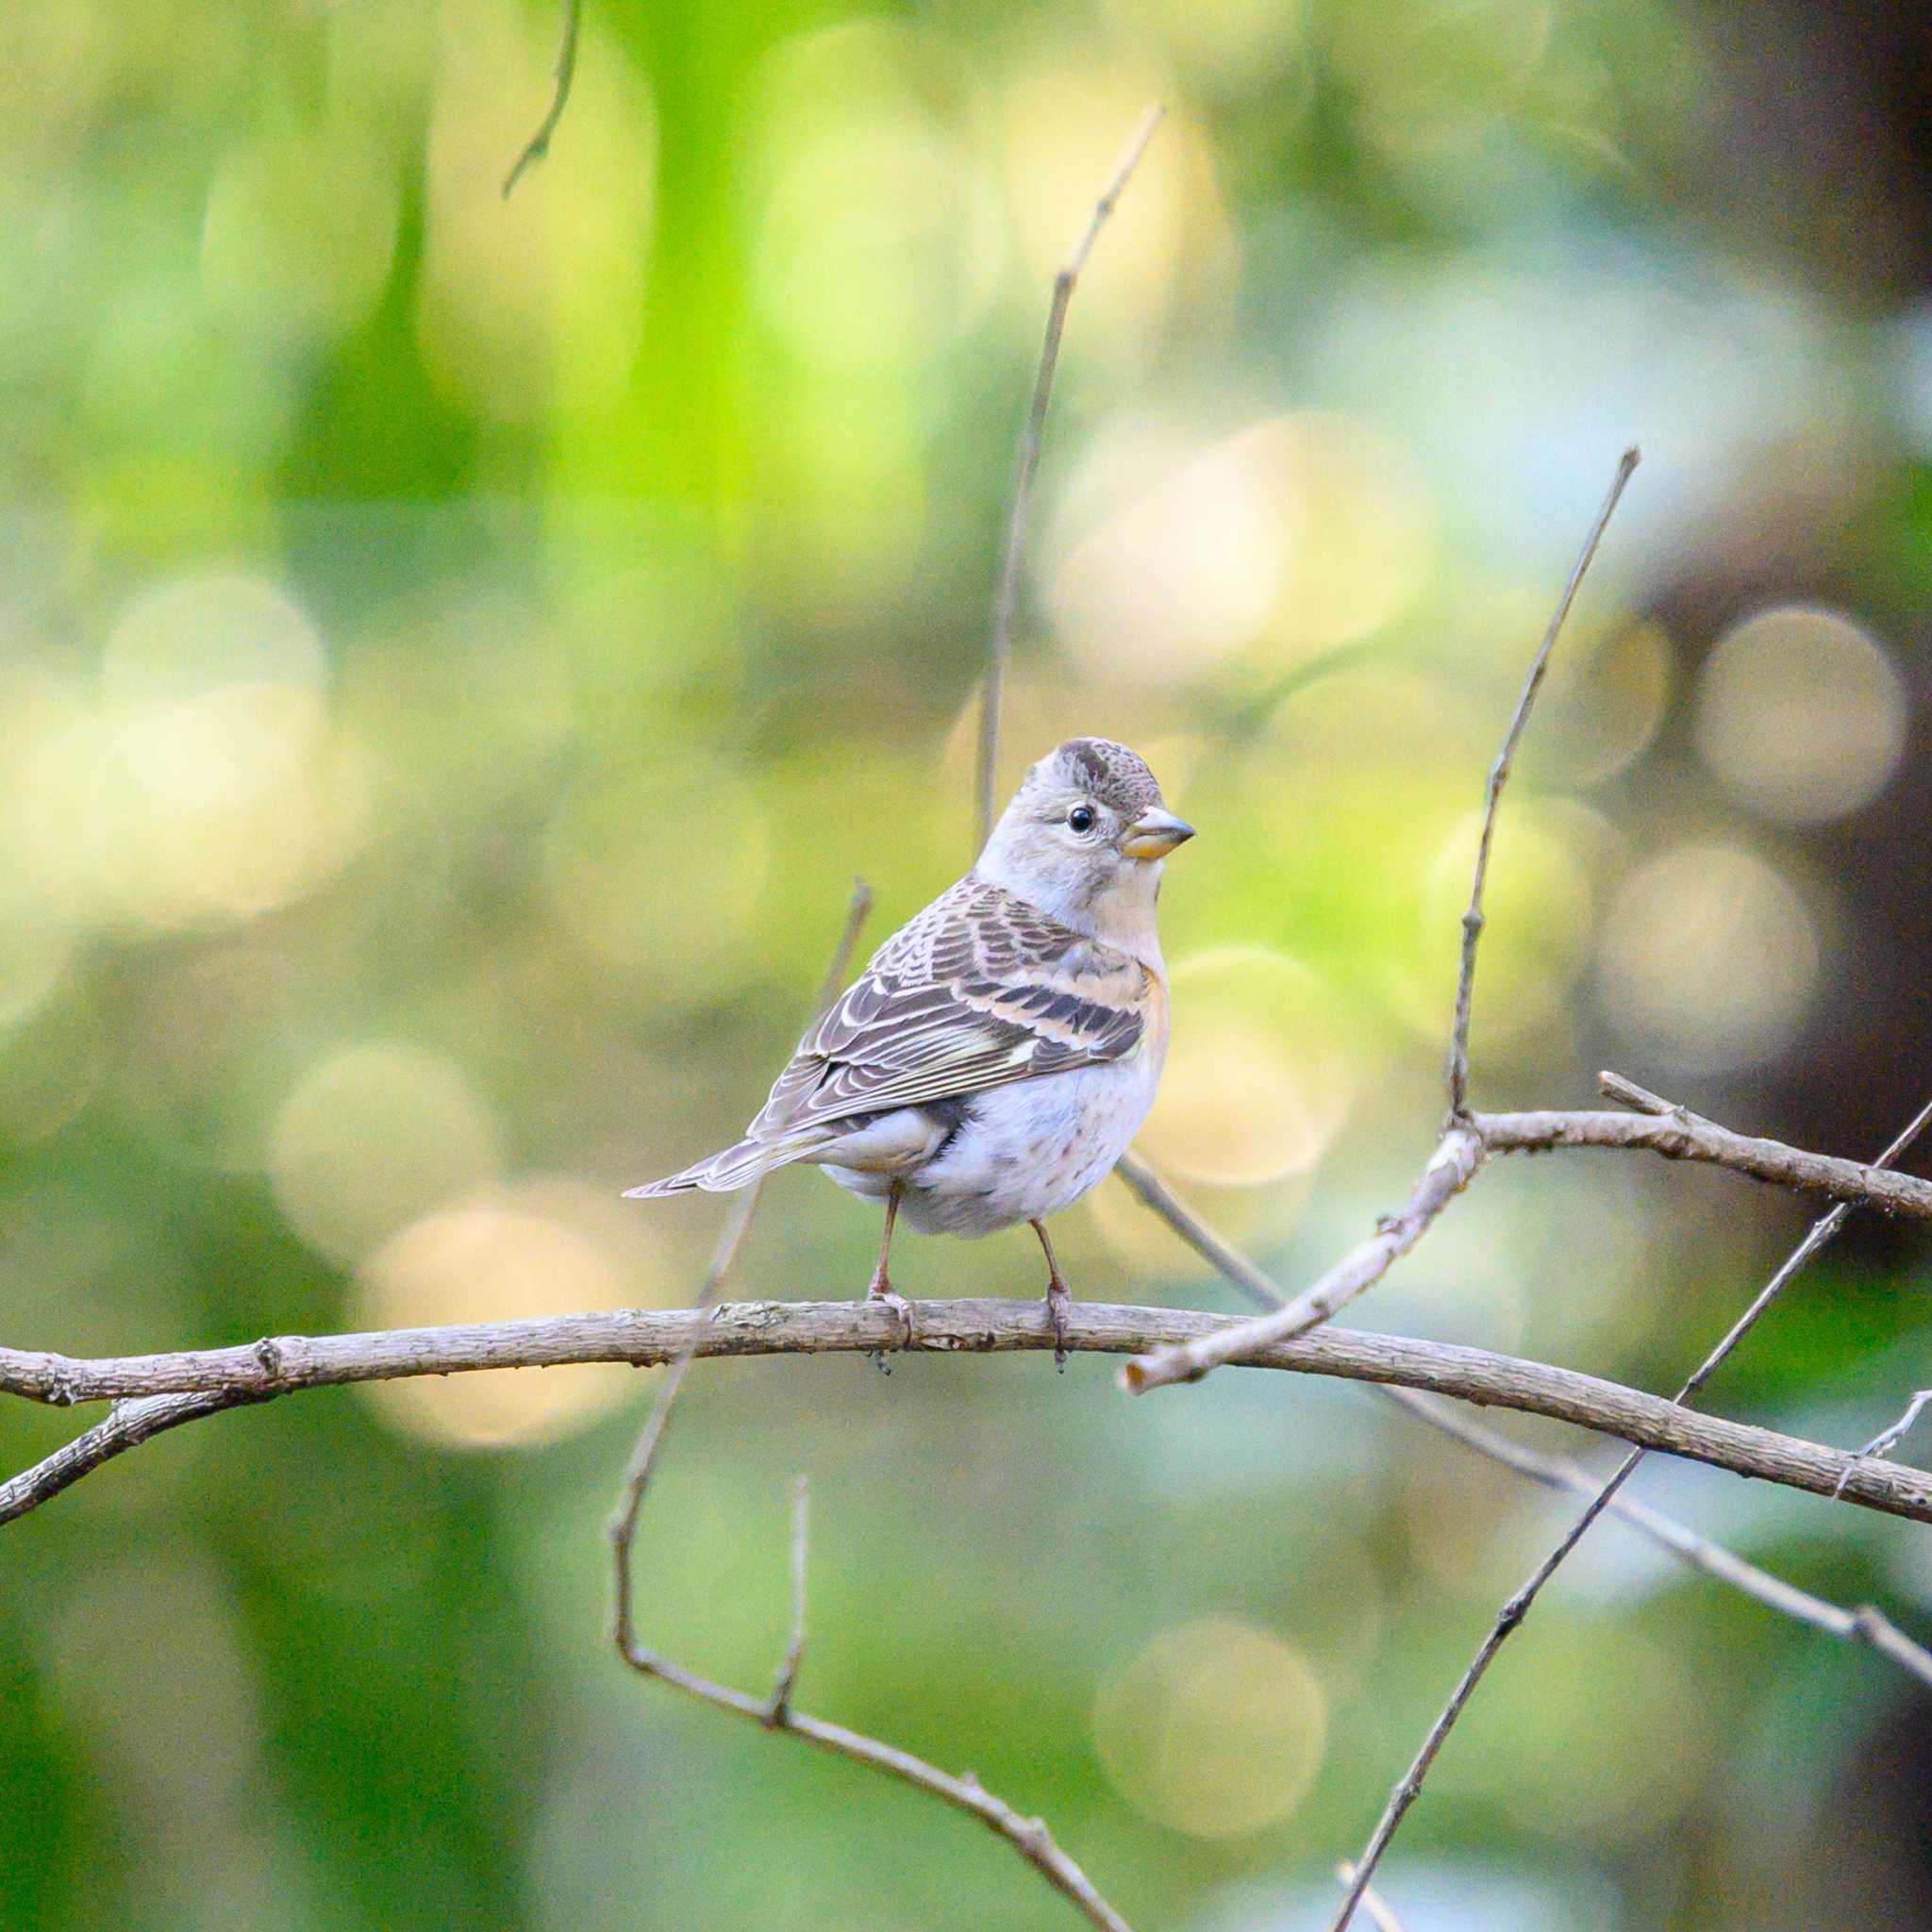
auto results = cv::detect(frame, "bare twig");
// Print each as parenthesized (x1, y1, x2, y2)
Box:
(1121, 1126, 1484, 1392)
(1474, 1105, 1932, 1216)
(1446, 447, 1640, 1119)
(1336, 1862, 1409, 1932)
(974, 104, 1164, 852)
(1115, 1151, 1932, 1688)
(765, 1474, 809, 1724)
(1122, 1098, 1932, 1397)
(6, 1300, 1930, 1524)
(608, 1324, 1130, 1932)
(502, 0, 582, 198)
(1837, 1389, 1932, 1498)
(1328, 1086, 1932, 1932)
(0, 1391, 245, 1524)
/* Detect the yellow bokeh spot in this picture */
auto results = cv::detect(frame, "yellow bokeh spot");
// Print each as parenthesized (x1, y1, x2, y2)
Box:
(1694, 605, 1907, 824)
(415, 0, 654, 424)
(351, 1182, 669, 1451)
(542, 758, 769, 992)
(1140, 948, 1357, 1187)
(1092, 1617, 1328, 1838)
(1402, 805, 1597, 1042)
(270, 1041, 504, 1269)
(1084, 1165, 1311, 1284)
(1597, 843, 1819, 1073)
(1049, 412, 1438, 686)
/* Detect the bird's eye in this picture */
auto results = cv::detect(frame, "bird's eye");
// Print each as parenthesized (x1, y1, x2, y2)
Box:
(1068, 805, 1096, 834)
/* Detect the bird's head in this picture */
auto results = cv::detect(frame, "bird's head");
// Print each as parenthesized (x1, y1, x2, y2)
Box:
(977, 738, 1194, 946)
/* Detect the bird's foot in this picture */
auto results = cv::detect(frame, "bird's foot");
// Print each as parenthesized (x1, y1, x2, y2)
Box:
(866, 1275, 914, 1374)
(1044, 1276, 1072, 1373)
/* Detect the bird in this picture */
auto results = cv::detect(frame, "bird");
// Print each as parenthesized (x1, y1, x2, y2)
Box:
(626, 738, 1195, 1366)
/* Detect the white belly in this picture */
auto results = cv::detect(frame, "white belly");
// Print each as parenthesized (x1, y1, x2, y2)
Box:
(821, 1051, 1161, 1238)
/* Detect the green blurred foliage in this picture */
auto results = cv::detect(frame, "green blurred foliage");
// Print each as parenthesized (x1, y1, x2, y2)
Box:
(4, 0, 1932, 1925)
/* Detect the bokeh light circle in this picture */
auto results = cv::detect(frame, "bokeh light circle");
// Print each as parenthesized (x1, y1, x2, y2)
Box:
(350, 1182, 664, 1451)
(1693, 605, 1907, 824)
(1596, 843, 1819, 1073)
(1092, 1617, 1328, 1837)
(269, 1041, 504, 1269)
(1139, 947, 1357, 1186)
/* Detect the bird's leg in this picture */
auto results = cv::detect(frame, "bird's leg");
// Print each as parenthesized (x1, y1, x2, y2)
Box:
(1030, 1218, 1072, 1372)
(866, 1181, 912, 1371)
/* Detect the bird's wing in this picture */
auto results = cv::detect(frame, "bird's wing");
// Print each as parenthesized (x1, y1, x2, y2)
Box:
(745, 877, 1150, 1142)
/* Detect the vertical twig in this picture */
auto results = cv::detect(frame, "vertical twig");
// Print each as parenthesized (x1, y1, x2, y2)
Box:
(765, 1474, 808, 1724)
(1444, 447, 1640, 1120)
(503, 0, 583, 198)
(1328, 1086, 1932, 1932)
(974, 104, 1165, 853)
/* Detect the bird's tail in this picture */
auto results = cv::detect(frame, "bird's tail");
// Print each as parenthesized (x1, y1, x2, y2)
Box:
(624, 1135, 821, 1200)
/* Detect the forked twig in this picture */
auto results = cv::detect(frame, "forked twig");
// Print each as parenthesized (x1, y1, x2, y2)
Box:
(503, 0, 582, 198)
(1327, 1085, 1932, 1923)
(1336, 1862, 1408, 1932)
(1113, 1152, 1932, 1689)
(1124, 450, 1642, 1397)
(974, 104, 1165, 852)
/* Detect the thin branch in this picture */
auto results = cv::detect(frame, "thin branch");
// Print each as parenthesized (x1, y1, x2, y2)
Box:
(502, 0, 582, 198)
(1121, 1126, 1484, 1393)
(5, 1301, 1930, 1523)
(1475, 1105, 1932, 1218)
(1329, 1086, 1932, 1932)
(1123, 1097, 1932, 1396)
(765, 1474, 808, 1725)
(974, 104, 1164, 852)
(1837, 1389, 1932, 1497)
(1115, 1151, 1932, 1688)
(608, 1320, 1129, 1932)
(0, 1391, 244, 1524)
(1336, 1863, 1409, 1932)
(1445, 447, 1640, 1119)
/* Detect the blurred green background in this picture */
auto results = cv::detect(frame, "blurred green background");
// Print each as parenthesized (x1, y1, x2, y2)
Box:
(6, 0, 1932, 1925)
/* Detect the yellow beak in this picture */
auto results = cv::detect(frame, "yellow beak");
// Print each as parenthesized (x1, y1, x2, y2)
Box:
(1121, 809, 1196, 860)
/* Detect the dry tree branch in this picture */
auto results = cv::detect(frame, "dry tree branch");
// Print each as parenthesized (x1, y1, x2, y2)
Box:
(503, 0, 582, 197)
(1329, 1084, 1932, 1931)
(7, 1301, 1932, 1523)
(1113, 1153, 1932, 1690)
(600, 884, 1134, 1932)
(607, 1316, 1132, 1932)
(1838, 1387, 1932, 1497)
(1445, 447, 1641, 1120)
(1124, 448, 1642, 1396)
(1122, 1091, 1932, 1394)
(974, 104, 1165, 851)
(1121, 1126, 1484, 1391)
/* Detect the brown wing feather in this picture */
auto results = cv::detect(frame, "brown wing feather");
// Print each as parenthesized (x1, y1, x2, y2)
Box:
(745, 877, 1148, 1144)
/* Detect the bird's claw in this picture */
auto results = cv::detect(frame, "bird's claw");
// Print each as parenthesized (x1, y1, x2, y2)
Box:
(1045, 1279, 1072, 1373)
(867, 1281, 913, 1373)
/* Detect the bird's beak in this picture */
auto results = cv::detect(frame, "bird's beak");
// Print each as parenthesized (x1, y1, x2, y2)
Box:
(1121, 809, 1196, 860)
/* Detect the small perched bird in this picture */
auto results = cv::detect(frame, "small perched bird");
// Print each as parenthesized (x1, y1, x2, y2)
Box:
(628, 738, 1194, 1362)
